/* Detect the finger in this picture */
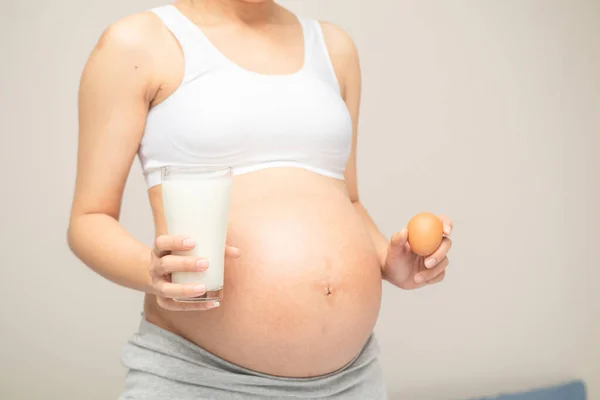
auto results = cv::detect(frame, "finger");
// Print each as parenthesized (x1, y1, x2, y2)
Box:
(438, 214, 453, 236)
(426, 270, 446, 285)
(225, 245, 242, 259)
(424, 237, 452, 268)
(389, 228, 408, 252)
(415, 257, 449, 283)
(154, 235, 196, 256)
(157, 296, 220, 312)
(155, 281, 207, 299)
(155, 255, 208, 276)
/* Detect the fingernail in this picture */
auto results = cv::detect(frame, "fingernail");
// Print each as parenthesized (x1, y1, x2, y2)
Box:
(445, 225, 452, 235)
(207, 301, 220, 309)
(193, 285, 206, 293)
(414, 274, 424, 284)
(183, 239, 196, 248)
(196, 259, 208, 270)
(425, 258, 437, 268)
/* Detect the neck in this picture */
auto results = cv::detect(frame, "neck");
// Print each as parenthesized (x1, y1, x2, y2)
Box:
(187, 0, 278, 24)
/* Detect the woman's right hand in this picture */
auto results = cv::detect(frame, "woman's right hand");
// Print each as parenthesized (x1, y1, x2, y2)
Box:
(150, 235, 241, 311)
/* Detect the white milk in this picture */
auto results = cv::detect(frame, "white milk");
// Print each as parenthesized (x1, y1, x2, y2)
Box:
(162, 175, 232, 295)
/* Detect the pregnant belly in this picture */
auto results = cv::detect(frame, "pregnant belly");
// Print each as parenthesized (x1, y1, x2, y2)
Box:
(145, 169, 383, 377)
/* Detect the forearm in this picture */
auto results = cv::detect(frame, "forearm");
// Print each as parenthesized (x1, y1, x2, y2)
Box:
(67, 213, 153, 293)
(352, 201, 389, 269)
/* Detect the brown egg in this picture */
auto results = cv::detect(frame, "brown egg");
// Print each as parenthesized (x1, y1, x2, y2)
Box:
(407, 212, 444, 257)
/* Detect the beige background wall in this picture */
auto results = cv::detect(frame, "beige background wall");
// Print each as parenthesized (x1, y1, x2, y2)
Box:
(1, 0, 598, 399)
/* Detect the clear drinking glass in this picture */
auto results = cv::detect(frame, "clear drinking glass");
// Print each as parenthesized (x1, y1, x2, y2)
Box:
(161, 165, 233, 302)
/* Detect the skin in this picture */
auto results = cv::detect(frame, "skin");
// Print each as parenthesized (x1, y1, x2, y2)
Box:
(68, 0, 452, 377)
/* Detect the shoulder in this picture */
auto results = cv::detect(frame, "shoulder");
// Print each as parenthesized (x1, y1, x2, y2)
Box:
(316, 21, 360, 98)
(317, 21, 359, 63)
(94, 11, 168, 59)
(81, 11, 175, 99)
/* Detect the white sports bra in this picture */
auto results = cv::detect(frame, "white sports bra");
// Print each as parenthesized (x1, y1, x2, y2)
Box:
(138, 5, 353, 188)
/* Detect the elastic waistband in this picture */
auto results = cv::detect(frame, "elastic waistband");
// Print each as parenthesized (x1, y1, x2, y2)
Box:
(144, 160, 346, 189)
(122, 317, 381, 398)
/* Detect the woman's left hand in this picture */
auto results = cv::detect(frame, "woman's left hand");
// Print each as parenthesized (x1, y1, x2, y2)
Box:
(382, 215, 453, 290)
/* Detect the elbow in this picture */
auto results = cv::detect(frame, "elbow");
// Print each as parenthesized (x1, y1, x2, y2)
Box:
(349, 190, 360, 204)
(67, 221, 76, 254)
(66, 216, 80, 256)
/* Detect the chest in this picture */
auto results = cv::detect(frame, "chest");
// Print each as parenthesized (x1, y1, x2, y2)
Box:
(200, 23, 305, 75)
(149, 72, 352, 158)
(154, 23, 307, 107)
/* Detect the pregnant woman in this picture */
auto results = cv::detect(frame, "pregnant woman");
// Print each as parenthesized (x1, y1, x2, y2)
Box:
(67, 0, 453, 398)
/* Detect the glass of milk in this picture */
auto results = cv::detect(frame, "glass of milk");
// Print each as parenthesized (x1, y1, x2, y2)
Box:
(161, 165, 233, 302)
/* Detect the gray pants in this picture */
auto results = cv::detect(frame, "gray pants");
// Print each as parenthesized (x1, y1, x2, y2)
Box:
(120, 318, 388, 399)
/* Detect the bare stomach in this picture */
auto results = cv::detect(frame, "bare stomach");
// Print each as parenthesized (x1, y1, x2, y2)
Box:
(144, 168, 383, 377)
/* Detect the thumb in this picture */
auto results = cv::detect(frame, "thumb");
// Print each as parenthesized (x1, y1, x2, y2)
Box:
(388, 228, 409, 256)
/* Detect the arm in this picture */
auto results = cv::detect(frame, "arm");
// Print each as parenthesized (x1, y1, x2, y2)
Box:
(68, 14, 240, 310)
(320, 23, 389, 270)
(67, 14, 162, 292)
(319, 22, 455, 288)
(322, 22, 453, 287)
